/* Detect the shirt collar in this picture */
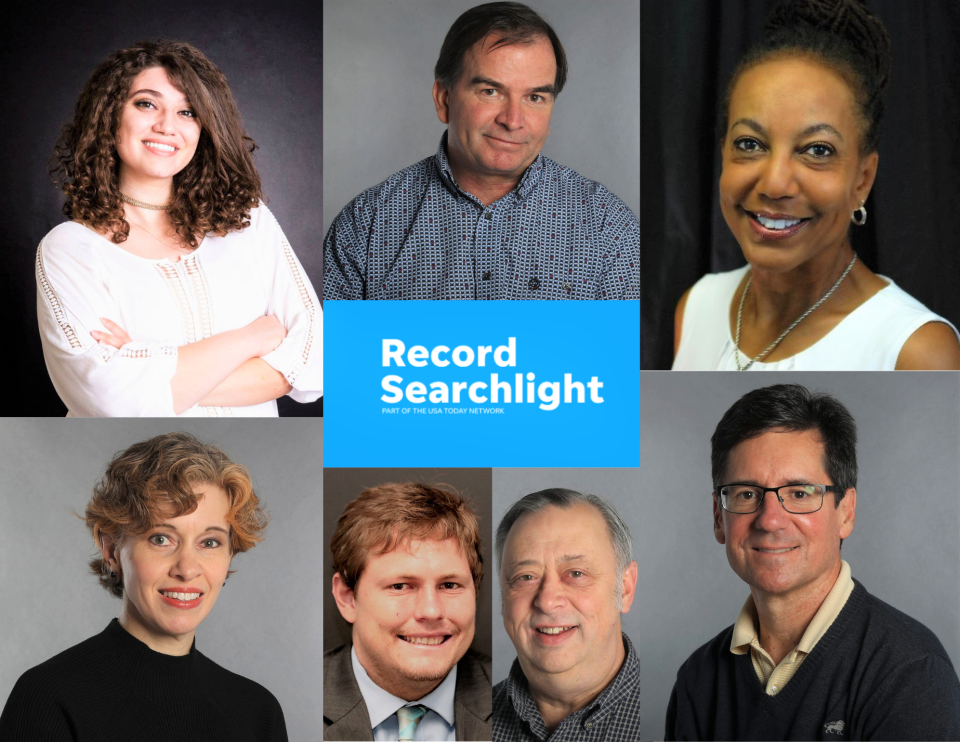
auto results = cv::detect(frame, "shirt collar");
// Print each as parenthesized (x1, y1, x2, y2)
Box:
(350, 644, 458, 728)
(505, 632, 640, 730)
(434, 130, 545, 203)
(730, 559, 855, 656)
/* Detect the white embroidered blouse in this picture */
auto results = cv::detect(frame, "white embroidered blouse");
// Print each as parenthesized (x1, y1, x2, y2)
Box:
(36, 203, 322, 416)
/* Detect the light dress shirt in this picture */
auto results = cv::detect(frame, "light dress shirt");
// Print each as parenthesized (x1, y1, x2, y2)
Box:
(351, 646, 456, 741)
(730, 559, 856, 695)
(324, 131, 639, 300)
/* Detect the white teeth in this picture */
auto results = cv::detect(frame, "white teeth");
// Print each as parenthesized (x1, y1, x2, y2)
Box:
(758, 548, 794, 554)
(757, 215, 801, 230)
(144, 141, 176, 152)
(402, 636, 445, 645)
(162, 591, 200, 600)
(536, 627, 573, 635)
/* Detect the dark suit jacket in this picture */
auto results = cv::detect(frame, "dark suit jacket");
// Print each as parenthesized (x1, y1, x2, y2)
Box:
(323, 643, 492, 741)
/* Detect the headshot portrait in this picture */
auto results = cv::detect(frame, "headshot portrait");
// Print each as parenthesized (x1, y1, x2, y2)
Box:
(635, 373, 960, 740)
(323, 0, 639, 300)
(3, 0, 323, 416)
(0, 418, 323, 741)
(642, 0, 960, 369)
(322, 469, 493, 741)
(492, 470, 640, 741)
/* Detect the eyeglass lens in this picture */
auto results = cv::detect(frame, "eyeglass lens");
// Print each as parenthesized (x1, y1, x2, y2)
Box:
(720, 485, 825, 513)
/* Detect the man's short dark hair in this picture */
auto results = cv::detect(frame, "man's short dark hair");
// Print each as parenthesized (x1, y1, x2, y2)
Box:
(711, 384, 858, 505)
(434, 2, 568, 95)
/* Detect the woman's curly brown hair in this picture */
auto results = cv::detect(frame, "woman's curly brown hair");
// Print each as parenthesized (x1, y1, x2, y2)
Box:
(52, 40, 263, 248)
(85, 431, 269, 598)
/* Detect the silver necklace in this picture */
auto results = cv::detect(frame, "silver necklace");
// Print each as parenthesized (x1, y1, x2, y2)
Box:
(120, 192, 169, 210)
(734, 254, 858, 370)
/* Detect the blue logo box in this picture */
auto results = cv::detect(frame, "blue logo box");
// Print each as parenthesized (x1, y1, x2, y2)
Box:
(325, 301, 639, 467)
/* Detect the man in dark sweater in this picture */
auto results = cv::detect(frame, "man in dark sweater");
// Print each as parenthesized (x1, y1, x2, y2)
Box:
(665, 384, 960, 740)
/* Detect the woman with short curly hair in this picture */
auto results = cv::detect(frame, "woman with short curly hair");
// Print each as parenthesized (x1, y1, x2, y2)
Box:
(0, 432, 288, 739)
(38, 40, 322, 416)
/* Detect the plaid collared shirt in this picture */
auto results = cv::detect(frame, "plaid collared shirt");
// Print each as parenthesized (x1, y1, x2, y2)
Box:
(492, 633, 641, 741)
(324, 132, 639, 300)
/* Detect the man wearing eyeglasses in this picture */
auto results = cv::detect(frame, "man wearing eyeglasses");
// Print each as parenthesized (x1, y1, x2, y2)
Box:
(665, 383, 960, 741)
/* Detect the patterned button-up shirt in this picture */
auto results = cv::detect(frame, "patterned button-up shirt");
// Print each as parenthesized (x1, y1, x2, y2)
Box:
(324, 132, 639, 300)
(492, 633, 641, 741)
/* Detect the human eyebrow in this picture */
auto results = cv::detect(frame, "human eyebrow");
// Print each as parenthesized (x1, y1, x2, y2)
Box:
(470, 75, 505, 90)
(153, 523, 229, 535)
(129, 88, 191, 105)
(801, 123, 844, 141)
(528, 85, 556, 97)
(730, 118, 766, 136)
(506, 558, 541, 571)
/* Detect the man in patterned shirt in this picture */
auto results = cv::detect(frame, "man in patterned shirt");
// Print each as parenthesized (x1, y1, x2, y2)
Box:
(323, 2, 639, 300)
(493, 488, 640, 741)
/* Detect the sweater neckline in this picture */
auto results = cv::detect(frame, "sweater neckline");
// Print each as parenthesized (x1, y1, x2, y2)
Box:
(733, 580, 868, 707)
(104, 618, 199, 675)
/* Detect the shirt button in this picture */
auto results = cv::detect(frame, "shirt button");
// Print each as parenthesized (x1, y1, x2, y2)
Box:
(585, 722, 593, 729)
(482, 271, 492, 281)
(484, 212, 492, 220)
(528, 277, 541, 290)
(770, 686, 778, 695)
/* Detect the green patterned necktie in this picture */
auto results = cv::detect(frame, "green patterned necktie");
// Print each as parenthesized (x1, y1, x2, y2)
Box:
(396, 704, 428, 741)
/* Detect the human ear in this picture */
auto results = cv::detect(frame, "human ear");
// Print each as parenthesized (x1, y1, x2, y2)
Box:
(432, 79, 450, 125)
(838, 488, 856, 540)
(100, 533, 121, 575)
(619, 561, 638, 614)
(713, 494, 726, 545)
(332, 572, 358, 624)
(854, 152, 879, 207)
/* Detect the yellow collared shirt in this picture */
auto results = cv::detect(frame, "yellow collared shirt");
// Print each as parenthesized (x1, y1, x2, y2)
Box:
(729, 560, 855, 696)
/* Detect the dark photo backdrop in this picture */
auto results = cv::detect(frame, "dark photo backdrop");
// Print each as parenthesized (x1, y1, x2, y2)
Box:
(3, 0, 322, 415)
(641, 0, 960, 369)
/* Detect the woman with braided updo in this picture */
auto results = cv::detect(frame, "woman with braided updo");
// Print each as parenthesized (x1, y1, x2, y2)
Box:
(37, 41, 322, 415)
(673, 0, 960, 370)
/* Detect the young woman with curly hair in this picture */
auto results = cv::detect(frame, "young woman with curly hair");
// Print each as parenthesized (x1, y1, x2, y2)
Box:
(0, 432, 288, 739)
(37, 41, 322, 416)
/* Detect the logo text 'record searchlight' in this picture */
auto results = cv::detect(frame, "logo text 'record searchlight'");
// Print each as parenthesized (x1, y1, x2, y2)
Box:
(380, 338, 604, 411)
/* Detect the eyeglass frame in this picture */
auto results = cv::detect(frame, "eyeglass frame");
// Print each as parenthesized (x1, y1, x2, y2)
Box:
(714, 483, 842, 514)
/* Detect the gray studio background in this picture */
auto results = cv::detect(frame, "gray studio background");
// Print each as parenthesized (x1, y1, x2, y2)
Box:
(491, 469, 642, 683)
(322, 0, 640, 238)
(637, 372, 960, 741)
(5, 0, 322, 415)
(323, 468, 494, 659)
(0, 419, 323, 742)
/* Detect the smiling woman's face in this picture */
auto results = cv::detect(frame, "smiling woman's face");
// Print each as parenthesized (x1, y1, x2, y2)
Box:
(106, 484, 232, 654)
(115, 66, 201, 185)
(719, 56, 878, 275)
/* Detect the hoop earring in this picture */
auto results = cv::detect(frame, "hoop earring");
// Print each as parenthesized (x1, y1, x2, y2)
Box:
(851, 203, 867, 226)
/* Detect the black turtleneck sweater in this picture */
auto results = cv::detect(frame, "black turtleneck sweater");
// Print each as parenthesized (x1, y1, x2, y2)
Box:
(0, 618, 287, 741)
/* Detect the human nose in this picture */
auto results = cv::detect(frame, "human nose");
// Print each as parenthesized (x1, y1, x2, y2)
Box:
(532, 571, 566, 613)
(495, 96, 524, 131)
(171, 546, 201, 581)
(756, 152, 798, 201)
(752, 490, 791, 531)
(414, 586, 445, 621)
(152, 106, 178, 135)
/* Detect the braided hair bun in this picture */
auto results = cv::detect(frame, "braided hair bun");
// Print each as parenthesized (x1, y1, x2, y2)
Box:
(726, 0, 892, 152)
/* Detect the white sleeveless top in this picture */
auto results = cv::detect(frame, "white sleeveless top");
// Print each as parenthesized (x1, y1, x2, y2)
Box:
(673, 266, 959, 370)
